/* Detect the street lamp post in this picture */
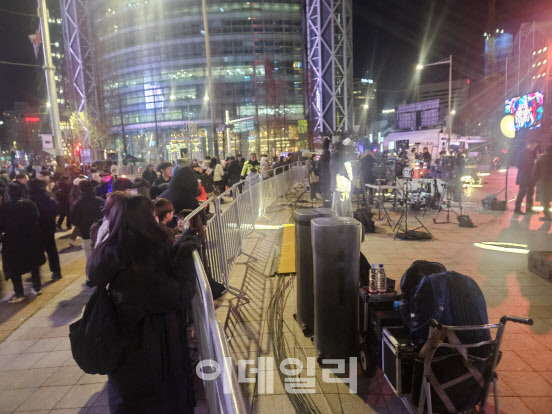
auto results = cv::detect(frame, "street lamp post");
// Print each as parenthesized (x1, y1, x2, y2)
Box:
(416, 55, 453, 150)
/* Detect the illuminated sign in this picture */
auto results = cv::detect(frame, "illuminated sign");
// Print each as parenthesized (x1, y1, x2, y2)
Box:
(25, 116, 40, 123)
(230, 117, 255, 132)
(397, 99, 440, 130)
(505, 91, 544, 130)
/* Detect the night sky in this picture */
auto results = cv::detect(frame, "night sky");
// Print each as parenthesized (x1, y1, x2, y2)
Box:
(1, 0, 552, 113)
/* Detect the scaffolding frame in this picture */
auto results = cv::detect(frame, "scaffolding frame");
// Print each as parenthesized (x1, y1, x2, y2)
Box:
(60, 0, 101, 154)
(305, 0, 354, 135)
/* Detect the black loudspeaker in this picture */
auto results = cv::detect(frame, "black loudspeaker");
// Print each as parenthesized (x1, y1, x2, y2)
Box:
(458, 214, 475, 227)
(481, 194, 506, 211)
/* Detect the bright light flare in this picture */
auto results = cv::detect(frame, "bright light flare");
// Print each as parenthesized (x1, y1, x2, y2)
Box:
(498, 169, 507, 173)
(416, 64, 424, 70)
(473, 242, 529, 255)
(477, 172, 490, 177)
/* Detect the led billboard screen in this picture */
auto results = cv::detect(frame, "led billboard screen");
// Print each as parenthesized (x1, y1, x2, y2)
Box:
(505, 91, 544, 131)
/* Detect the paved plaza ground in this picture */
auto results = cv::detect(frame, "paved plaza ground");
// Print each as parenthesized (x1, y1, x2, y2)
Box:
(0, 169, 551, 413)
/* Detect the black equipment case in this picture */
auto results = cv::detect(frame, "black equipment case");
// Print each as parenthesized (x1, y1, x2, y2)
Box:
(358, 285, 402, 376)
(381, 326, 416, 396)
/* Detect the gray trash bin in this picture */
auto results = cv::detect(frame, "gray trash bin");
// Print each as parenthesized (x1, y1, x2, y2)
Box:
(294, 208, 336, 335)
(312, 216, 361, 360)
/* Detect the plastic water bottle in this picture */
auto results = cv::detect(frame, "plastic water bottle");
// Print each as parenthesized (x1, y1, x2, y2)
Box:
(369, 264, 378, 294)
(378, 264, 387, 293)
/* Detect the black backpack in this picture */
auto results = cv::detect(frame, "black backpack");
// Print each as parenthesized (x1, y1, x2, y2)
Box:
(69, 286, 126, 375)
(353, 208, 375, 233)
(400, 260, 447, 302)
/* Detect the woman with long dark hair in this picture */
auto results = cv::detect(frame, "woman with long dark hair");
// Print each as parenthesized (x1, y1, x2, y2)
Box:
(87, 195, 195, 413)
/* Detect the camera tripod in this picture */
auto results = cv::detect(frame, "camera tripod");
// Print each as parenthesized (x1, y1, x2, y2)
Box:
(433, 180, 463, 224)
(394, 179, 433, 240)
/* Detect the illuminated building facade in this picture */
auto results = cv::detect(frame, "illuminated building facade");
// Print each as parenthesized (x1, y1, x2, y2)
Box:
(2, 102, 41, 157)
(85, 0, 305, 160)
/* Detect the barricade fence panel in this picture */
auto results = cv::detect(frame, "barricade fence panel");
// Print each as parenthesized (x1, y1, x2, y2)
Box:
(191, 250, 246, 414)
(184, 162, 307, 413)
(184, 162, 308, 287)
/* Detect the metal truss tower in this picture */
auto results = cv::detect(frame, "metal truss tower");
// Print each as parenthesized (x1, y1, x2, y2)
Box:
(60, 0, 100, 151)
(305, 0, 354, 135)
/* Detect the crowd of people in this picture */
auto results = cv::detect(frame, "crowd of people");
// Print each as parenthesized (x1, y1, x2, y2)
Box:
(0, 153, 282, 411)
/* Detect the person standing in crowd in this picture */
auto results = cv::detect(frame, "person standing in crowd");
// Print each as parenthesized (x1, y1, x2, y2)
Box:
(15, 173, 29, 188)
(360, 147, 376, 185)
(96, 172, 113, 199)
(142, 164, 158, 185)
(87, 195, 196, 413)
(332, 139, 355, 217)
(28, 179, 63, 282)
(533, 143, 552, 221)
(54, 176, 72, 231)
(70, 180, 105, 259)
(244, 168, 260, 192)
(226, 156, 242, 188)
(153, 198, 176, 238)
(133, 177, 151, 199)
(318, 137, 332, 207)
(272, 156, 280, 172)
(210, 158, 226, 196)
(514, 142, 538, 215)
(89, 168, 101, 185)
(0, 183, 46, 302)
(240, 153, 260, 179)
(26, 163, 36, 179)
(159, 166, 204, 223)
(173, 209, 227, 300)
(91, 192, 129, 248)
(151, 162, 173, 198)
(422, 146, 432, 166)
(309, 155, 320, 200)
(201, 156, 211, 171)
(110, 162, 119, 179)
(260, 155, 271, 179)
(237, 154, 245, 169)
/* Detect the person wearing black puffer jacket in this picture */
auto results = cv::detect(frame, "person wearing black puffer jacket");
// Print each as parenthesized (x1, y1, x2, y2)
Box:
(87, 196, 196, 414)
(28, 179, 63, 282)
(70, 180, 105, 260)
(159, 166, 205, 224)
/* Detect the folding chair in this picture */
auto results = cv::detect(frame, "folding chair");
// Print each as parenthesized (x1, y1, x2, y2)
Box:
(405, 316, 532, 414)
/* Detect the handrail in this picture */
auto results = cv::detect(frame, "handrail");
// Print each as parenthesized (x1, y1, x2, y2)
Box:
(191, 250, 246, 414)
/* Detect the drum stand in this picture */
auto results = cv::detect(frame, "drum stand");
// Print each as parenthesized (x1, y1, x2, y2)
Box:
(372, 179, 393, 228)
(433, 181, 462, 224)
(394, 179, 432, 240)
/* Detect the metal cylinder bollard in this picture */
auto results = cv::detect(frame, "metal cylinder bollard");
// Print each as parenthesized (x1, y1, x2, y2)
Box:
(294, 208, 336, 335)
(312, 217, 361, 360)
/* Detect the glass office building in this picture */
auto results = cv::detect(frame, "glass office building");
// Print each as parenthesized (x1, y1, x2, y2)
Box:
(91, 0, 305, 161)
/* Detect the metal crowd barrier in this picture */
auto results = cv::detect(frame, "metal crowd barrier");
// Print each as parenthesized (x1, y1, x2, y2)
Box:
(186, 161, 307, 413)
(184, 161, 308, 295)
(191, 250, 246, 414)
